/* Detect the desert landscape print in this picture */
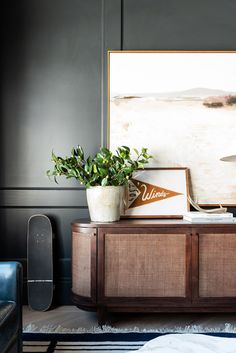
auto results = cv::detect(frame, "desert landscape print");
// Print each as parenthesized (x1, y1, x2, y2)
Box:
(109, 52, 236, 204)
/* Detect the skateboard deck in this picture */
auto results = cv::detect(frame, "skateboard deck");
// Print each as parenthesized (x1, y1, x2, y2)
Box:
(27, 214, 53, 311)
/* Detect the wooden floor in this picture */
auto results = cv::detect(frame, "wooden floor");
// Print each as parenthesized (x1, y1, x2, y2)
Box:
(23, 306, 236, 332)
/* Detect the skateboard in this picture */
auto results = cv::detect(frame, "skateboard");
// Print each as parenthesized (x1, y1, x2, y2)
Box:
(27, 214, 54, 311)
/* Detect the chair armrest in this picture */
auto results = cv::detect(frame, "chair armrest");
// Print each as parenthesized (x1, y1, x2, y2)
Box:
(0, 262, 22, 305)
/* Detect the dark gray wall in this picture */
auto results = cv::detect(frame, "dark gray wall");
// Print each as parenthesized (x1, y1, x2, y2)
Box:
(1, 0, 236, 304)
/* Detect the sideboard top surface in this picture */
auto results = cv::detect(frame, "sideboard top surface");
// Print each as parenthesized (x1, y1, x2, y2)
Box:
(71, 218, 236, 229)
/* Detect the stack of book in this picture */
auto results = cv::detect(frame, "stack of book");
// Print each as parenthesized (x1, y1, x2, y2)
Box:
(183, 212, 236, 223)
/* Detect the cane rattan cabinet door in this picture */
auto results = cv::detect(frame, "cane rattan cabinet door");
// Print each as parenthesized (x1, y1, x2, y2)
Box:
(98, 228, 191, 307)
(196, 231, 236, 304)
(72, 227, 97, 307)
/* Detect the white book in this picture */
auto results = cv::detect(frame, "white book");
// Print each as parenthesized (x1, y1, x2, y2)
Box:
(184, 216, 236, 223)
(183, 212, 233, 220)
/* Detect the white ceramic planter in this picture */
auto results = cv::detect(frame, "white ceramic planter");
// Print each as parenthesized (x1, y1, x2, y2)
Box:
(86, 186, 123, 222)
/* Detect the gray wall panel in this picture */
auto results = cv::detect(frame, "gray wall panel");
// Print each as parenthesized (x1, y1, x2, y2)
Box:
(0, 208, 88, 259)
(123, 0, 236, 50)
(0, 189, 87, 207)
(1, 0, 102, 188)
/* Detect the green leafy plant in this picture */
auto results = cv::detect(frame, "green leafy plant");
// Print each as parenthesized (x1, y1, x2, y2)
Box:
(47, 146, 152, 188)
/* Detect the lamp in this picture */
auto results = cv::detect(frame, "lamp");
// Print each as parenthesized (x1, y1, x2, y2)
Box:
(220, 155, 236, 162)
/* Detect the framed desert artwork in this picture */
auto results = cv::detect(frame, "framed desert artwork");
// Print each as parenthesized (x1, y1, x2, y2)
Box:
(108, 51, 236, 205)
(121, 168, 189, 218)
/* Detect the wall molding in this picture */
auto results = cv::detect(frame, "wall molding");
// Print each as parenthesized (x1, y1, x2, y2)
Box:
(0, 187, 85, 191)
(0, 189, 87, 207)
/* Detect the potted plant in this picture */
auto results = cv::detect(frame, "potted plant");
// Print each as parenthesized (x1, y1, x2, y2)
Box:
(47, 145, 152, 222)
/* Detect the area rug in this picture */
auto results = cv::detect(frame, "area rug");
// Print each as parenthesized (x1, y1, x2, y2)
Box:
(23, 322, 236, 334)
(23, 332, 236, 353)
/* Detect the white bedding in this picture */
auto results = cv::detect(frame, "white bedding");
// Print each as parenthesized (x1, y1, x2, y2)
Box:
(129, 333, 236, 353)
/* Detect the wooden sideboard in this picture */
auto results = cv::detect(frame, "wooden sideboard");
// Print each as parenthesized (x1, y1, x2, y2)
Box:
(71, 219, 236, 324)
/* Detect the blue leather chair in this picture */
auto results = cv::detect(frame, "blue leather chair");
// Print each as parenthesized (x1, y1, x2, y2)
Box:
(0, 262, 22, 353)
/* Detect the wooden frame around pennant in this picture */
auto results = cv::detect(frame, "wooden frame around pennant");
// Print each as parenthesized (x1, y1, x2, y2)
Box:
(121, 167, 190, 219)
(108, 50, 236, 206)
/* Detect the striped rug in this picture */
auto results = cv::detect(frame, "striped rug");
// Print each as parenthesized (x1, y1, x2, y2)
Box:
(23, 332, 236, 353)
